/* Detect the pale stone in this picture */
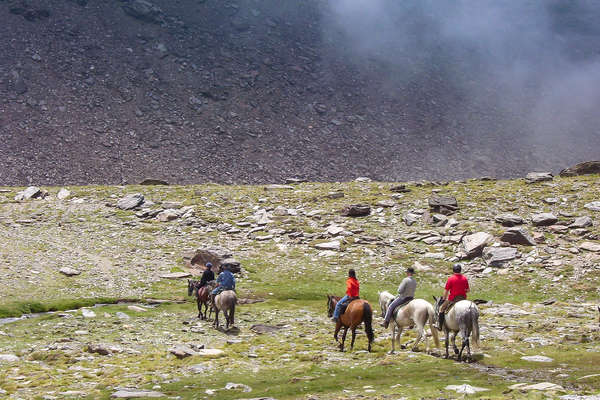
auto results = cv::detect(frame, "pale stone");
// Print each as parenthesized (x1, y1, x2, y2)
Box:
(111, 389, 165, 398)
(445, 384, 489, 394)
(584, 201, 600, 211)
(160, 272, 192, 279)
(521, 355, 554, 362)
(579, 242, 600, 252)
(314, 241, 341, 250)
(59, 267, 81, 276)
(57, 188, 71, 200)
(482, 247, 518, 266)
(0, 354, 19, 363)
(81, 309, 96, 318)
(462, 232, 493, 257)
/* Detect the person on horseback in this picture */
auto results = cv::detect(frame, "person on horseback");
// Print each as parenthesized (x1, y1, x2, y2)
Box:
(199, 262, 215, 287)
(436, 263, 469, 330)
(331, 269, 360, 322)
(210, 264, 236, 306)
(380, 267, 416, 328)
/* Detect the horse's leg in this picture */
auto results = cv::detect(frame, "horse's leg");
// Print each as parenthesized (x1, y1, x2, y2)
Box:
(412, 322, 425, 352)
(452, 331, 459, 356)
(333, 323, 341, 343)
(340, 327, 348, 352)
(197, 297, 202, 319)
(214, 309, 220, 328)
(350, 326, 357, 351)
(396, 327, 405, 353)
(390, 325, 396, 354)
(444, 330, 450, 359)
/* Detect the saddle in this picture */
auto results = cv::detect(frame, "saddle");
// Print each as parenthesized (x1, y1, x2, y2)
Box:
(339, 296, 360, 315)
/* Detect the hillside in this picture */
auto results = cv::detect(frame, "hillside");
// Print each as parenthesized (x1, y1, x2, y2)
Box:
(0, 175, 599, 398)
(1, 0, 600, 185)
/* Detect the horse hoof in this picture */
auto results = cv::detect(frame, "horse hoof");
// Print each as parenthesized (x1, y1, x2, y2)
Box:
(400, 345, 407, 350)
(388, 350, 395, 355)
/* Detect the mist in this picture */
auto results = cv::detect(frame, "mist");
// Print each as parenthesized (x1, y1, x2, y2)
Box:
(320, 0, 600, 165)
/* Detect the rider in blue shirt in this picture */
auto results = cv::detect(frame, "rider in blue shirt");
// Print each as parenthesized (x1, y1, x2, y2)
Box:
(210, 265, 235, 304)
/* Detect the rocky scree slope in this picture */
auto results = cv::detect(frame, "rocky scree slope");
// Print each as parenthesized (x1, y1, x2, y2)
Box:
(1, 0, 600, 185)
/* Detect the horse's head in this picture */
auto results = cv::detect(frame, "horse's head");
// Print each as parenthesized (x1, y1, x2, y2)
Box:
(187, 280, 199, 297)
(327, 295, 336, 318)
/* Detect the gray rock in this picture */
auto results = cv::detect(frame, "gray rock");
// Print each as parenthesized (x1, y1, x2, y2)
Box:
(116, 312, 130, 320)
(117, 194, 144, 210)
(569, 216, 592, 228)
(525, 172, 553, 183)
(579, 242, 600, 252)
(482, 247, 518, 266)
(111, 389, 165, 398)
(390, 184, 410, 193)
(327, 191, 344, 199)
(0, 354, 19, 363)
(59, 267, 81, 276)
(531, 213, 558, 226)
(224, 382, 252, 392)
(122, 0, 164, 24)
(403, 213, 420, 226)
(521, 355, 554, 362)
(314, 241, 341, 251)
(169, 346, 197, 359)
(87, 344, 111, 356)
(500, 227, 536, 246)
(341, 204, 371, 217)
(81, 309, 96, 318)
(376, 199, 395, 208)
(495, 213, 524, 227)
(156, 209, 178, 222)
(428, 195, 458, 215)
(140, 179, 169, 185)
(584, 201, 600, 212)
(14, 186, 43, 201)
(57, 188, 71, 200)
(160, 272, 192, 279)
(462, 232, 493, 258)
(559, 160, 600, 177)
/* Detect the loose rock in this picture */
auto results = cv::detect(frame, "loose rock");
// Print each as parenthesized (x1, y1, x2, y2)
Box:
(341, 204, 371, 217)
(482, 247, 519, 266)
(531, 213, 558, 226)
(462, 232, 493, 258)
(525, 172, 553, 183)
(117, 194, 144, 210)
(500, 227, 536, 246)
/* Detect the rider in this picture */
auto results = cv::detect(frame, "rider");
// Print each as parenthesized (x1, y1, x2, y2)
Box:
(210, 264, 236, 305)
(380, 267, 416, 328)
(199, 262, 215, 287)
(331, 269, 360, 322)
(437, 263, 469, 330)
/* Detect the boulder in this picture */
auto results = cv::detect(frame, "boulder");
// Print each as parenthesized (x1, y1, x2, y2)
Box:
(117, 193, 144, 210)
(156, 209, 178, 222)
(559, 160, 600, 177)
(0, 354, 19, 363)
(326, 225, 345, 236)
(376, 199, 396, 208)
(86, 344, 111, 356)
(59, 267, 81, 276)
(314, 241, 341, 251)
(122, 0, 164, 24)
(579, 242, 600, 252)
(403, 213, 420, 226)
(160, 272, 192, 279)
(525, 172, 553, 183)
(184, 248, 241, 273)
(462, 232, 493, 258)
(390, 184, 410, 193)
(428, 195, 458, 215)
(482, 247, 518, 266)
(495, 213, 524, 227)
(112, 389, 165, 398)
(584, 201, 600, 212)
(169, 346, 197, 359)
(57, 188, 71, 200)
(569, 216, 592, 228)
(531, 213, 558, 226)
(14, 186, 45, 201)
(341, 204, 371, 217)
(140, 179, 169, 185)
(500, 227, 536, 246)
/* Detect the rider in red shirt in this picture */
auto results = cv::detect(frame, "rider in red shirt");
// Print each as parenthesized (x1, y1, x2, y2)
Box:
(332, 269, 360, 322)
(437, 264, 469, 330)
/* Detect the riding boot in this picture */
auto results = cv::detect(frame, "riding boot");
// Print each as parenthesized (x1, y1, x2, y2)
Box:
(437, 312, 445, 330)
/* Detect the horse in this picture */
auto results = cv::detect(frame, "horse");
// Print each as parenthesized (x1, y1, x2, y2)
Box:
(327, 295, 374, 352)
(433, 296, 480, 362)
(379, 291, 439, 353)
(187, 280, 213, 320)
(213, 289, 237, 330)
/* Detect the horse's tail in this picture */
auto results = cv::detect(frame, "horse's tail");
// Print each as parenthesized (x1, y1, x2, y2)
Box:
(363, 302, 374, 344)
(471, 307, 480, 350)
(428, 306, 440, 348)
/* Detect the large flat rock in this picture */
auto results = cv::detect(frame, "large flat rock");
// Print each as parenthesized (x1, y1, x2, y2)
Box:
(462, 232, 493, 257)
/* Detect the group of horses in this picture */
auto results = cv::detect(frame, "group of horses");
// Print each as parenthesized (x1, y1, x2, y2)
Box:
(328, 292, 480, 361)
(187, 280, 237, 330)
(187, 278, 479, 361)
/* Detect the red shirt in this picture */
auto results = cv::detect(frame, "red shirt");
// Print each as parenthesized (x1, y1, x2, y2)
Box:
(445, 273, 469, 301)
(346, 277, 359, 297)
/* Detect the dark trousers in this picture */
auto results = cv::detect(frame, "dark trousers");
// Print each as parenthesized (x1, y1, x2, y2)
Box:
(383, 296, 413, 324)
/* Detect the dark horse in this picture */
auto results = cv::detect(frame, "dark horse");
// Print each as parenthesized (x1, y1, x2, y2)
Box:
(327, 295, 374, 352)
(187, 279, 213, 320)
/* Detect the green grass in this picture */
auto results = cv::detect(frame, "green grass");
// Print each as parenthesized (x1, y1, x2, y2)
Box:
(0, 297, 136, 318)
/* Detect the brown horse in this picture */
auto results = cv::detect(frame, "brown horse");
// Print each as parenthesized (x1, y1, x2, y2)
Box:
(187, 280, 213, 320)
(327, 295, 374, 352)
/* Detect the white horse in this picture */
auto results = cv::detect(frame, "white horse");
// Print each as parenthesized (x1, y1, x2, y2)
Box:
(433, 296, 480, 361)
(379, 291, 439, 353)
